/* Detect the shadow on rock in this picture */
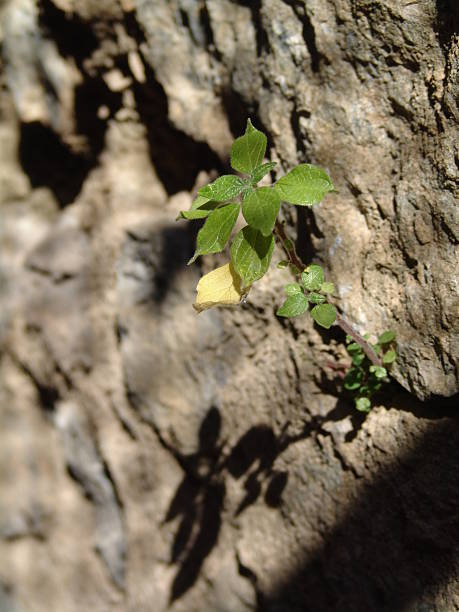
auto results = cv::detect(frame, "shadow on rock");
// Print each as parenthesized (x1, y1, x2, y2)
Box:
(263, 416, 459, 611)
(132, 57, 223, 195)
(164, 407, 225, 603)
(164, 407, 331, 602)
(118, 222, 200, 312)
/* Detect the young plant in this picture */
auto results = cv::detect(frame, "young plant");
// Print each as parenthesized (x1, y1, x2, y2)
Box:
(177, 119, 396, 411)
(344, 331, 397, 412)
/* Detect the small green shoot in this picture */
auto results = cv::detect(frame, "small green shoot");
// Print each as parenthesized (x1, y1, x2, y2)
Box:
(344, 331, 397, 411)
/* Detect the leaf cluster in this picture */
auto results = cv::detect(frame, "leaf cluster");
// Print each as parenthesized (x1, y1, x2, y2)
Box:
(344, 330, 397, 412)
(276, 264, 337, 329)
(178, 119, 335, 327)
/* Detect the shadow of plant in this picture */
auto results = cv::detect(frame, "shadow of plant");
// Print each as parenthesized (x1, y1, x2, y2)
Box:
(263, 416, 459, 612)
(164, 407, 225, 602)
(225, 423, 290, 516)
(165, 396, 459, 606)
(165, 407, 331, 602)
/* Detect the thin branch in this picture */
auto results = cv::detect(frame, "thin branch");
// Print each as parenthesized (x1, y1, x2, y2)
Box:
(334, 313, 382, 366)
(273, 219, 382, 367)
(274, 219, 304, 272)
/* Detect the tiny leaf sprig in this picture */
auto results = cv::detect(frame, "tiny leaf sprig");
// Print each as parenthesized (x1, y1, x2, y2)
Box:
(344, 331, 397, 412)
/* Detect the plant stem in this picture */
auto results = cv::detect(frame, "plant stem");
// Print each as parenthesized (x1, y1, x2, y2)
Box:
(334, 313, 382, 366)
(274, 219, 382, 367)
(274, 219, 304, 272)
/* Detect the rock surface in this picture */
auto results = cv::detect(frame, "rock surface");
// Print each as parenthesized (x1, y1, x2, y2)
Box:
(0, 1, 458, 611)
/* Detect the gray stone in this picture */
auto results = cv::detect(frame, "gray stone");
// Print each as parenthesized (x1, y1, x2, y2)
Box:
(54, 400, 126, 588)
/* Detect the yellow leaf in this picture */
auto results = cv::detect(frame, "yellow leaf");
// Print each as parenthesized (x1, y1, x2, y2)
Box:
(193, 263, 248, 313)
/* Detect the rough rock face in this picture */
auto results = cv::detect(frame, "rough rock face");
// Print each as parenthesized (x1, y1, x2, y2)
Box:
(137, 0, 459, 400)
(0, 1, 458, 611)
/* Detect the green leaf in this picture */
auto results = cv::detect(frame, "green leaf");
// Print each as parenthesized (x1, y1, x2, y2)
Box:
(242, 186, 255, 200)
(344, 368, 363, 390)
(177, 195, 219, 220)
(320, 282, 335, 294)
(178, 208, 212, 220)
(188, 203, 240, 264)
(231, 226, 274, 287)
(277, 260, 289, 269)
(367, 379, 382, 393)
(369, 365, 388, 379)
(310, 303, 337, 329)
(230, 119, 267, 174)
(355, 397, 371, 412)
(242, 187, 281, 236)
(198, 175, 246, 202)
(307, 292, 326, 304)
(277, 293, 309, 318)
(346, 342, 362, 355)
(285, 283, 302, 296)
(274, 164, 334, 206)
(251, 161, 277, 184)
(383, 349, 397, 364)
(377, 330, 396, 344)
(352, 352, 365, 366)
(178, 204, 219, 220)
(191, 195, 211, 210)
(301, 264, 324, 291)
